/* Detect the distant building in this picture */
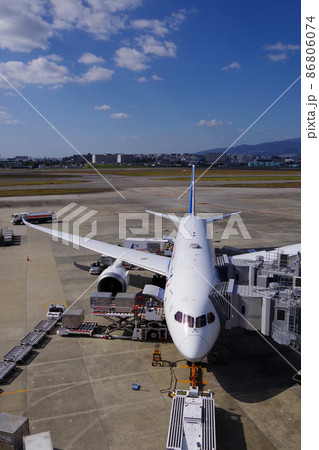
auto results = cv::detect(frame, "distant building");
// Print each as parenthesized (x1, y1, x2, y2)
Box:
(14, 155, 29, 161)
(71, 153, 92, 164)
(92, 154, 117, 164)
(248, 158, 282, 167)
(204, 152, 227, 164)
(117, 154, 134, 164)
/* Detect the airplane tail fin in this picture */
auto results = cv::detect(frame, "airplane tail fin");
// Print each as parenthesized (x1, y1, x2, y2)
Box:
(189, 164, 195, 216)
(147, 166, 240, 223)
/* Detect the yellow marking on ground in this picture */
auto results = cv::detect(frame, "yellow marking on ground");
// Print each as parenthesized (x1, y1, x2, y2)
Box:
(0, 389, 30, 396)
(180, 365, 206, 370)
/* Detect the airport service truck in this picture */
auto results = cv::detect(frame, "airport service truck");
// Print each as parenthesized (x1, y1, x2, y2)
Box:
(11, 211, 56, 225)
(124, 237, 174, 256)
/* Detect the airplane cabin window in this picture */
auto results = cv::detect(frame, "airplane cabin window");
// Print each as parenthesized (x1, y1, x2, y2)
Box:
(207, 312, 215, 323)
(196, 314, 207, 328)
(184, 314, 194, 328)
(174, 311, 183, 323)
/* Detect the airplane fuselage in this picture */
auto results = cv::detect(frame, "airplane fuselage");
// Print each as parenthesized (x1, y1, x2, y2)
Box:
(164, 214, 221, 362)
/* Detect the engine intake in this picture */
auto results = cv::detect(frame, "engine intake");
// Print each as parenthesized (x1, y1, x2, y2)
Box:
(97, 262, 129, 295)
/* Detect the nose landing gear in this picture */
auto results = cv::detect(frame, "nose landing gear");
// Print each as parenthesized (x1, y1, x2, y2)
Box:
(189, 362, 204, 389)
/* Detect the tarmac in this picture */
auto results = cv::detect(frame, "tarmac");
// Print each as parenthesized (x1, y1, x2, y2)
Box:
(0, 171, 301, 449)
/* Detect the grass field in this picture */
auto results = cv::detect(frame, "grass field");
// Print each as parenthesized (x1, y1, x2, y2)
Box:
(0, 188, 109, 197)
(79, 167, 301, 178)
(0, 180, 88, 187)
(0, 171, 78, 179)
(0, 167, 301, 196)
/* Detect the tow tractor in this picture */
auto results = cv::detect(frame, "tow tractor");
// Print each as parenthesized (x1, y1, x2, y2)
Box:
(89, 256, 113, 275)
(47, 303, 66, 321)
(165, 360, 216, 450)
(166, 386, 216, 450)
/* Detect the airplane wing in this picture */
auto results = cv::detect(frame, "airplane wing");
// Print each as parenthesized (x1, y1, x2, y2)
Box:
(23, 219, 170, 276)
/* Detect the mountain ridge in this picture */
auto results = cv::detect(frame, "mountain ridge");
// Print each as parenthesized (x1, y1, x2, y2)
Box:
(196, 137, 301, 157)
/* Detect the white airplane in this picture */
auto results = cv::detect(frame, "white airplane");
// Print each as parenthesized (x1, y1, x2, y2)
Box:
(23, 166, 240, 362)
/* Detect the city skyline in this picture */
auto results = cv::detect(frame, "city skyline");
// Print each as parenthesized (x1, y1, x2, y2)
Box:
(0, 1, 301, 158)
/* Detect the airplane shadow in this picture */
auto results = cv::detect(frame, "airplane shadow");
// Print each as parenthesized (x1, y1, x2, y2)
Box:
(129, 273, 152, 290)
(73, 261, 90, 272)
(206, 327, 300, 403)
(215, 408, 246, 450)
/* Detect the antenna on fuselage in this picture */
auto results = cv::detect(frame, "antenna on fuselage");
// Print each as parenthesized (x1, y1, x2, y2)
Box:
(189, 165, 195, 216)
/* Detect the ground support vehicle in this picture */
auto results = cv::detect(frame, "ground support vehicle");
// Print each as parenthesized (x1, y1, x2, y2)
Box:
(166, 387, 216, 450)
(0, 362, 16, 383)
(3, 345, 33, 364)
(46, 303, 66, 320)
(90, 291, 168, 341)
(20, 331, 46, 347)
(11, 211, 56, 225)
(34, 319, 59, 333)
(57, 321, 99, 337)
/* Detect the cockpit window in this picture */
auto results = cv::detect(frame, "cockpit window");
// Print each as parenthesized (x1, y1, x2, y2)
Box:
(207, 312, 215, 323)
(175, 311, 215, 327)
(183, 314, 194, 328)
(196, 314, 207, 328)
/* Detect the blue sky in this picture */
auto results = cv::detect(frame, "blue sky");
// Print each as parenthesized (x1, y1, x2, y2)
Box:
(0, 0, 301, 158)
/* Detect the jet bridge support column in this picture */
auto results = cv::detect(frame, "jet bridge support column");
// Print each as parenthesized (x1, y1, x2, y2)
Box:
(261, 295, 272, 336)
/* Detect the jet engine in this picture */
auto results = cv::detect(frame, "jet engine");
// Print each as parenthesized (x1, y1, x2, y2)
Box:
(97, 261, 129, 295)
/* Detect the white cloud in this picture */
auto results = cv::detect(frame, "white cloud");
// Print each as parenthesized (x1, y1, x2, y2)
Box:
(0, 108, 20, 125)
(264, 41, 301, 52)
(195, 118, 223, 127)
(119, 135, 138, 141)
(0, 0, 145, 53)
(109, 112, 131, 119)
(78, 52, 105, 65)
(94, 104, 112, 110)
(167, 9, 187, 31)
(137, 36, 177, 58)
(0, 57, 113, 89)
(131, 8, 187, 36)
(152, 75, 163, 81)
(47, 54, 64, 62)
(51, 0, 143, 39)
(77, 65, 114, 83)
(267, 53, 289, 62)
(114, 47, 150, 71)
(221, 62, 241, 71)
(0, 57, 71, 88)
(263, 41, 301, 62)
(137, 77, 147, 82)
(0, 1, 52, 52)
(131, 19, 169, 37)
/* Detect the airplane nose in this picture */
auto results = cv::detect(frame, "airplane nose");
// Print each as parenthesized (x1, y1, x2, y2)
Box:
(179, 335, 209, 362)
